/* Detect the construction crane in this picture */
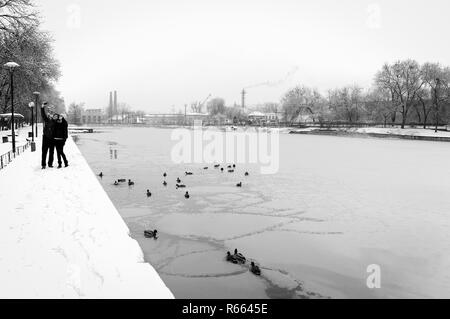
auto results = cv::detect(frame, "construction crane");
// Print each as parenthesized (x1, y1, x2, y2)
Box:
(198, 94, 212, 113)
(184, 94, 212, 126)
(187, 94, 212, 114)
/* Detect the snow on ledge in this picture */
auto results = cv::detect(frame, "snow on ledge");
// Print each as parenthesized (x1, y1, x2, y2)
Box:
(0, 137, 173, 299)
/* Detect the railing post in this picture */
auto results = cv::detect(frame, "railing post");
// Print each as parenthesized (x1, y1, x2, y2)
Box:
(1, 139, 34, 171)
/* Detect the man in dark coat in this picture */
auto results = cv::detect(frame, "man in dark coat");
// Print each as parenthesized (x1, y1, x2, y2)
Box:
(53, 114, 69, 168)
(41, 102, 57, 169)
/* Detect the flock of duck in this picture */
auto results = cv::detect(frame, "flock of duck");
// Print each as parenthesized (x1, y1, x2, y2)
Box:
(98, 164, 263, 276)
(99, 164, 249, 200)
(227, 249, 261, 276)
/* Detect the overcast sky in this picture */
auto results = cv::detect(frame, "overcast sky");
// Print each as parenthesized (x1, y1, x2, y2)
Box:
(38, 0, 450, 113)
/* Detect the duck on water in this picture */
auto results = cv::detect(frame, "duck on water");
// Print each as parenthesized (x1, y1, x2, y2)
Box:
(144, 229, 158, 239)
(225, 249, 261, 275)
(226, 249, 246, 265)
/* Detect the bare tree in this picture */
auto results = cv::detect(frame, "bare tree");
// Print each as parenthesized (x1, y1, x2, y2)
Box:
(0, 0, 38, 34)
(366, 88, 396, 127)
(421, 63, 450, 132)
(190, 94, 211, 113)
(67, 102, 84, 125)
(190, 102, 202, 113)
(415, 87, 433, 128)
(328, 86, 364, 123)
(1, 27, 60, 118)
(281, 86, 322, 123)
(224, 106, 247, 124)
(207, 97, 226, 116)
(375, 60, 425, 129)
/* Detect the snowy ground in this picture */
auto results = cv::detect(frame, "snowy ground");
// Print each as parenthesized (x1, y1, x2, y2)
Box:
(0, 130, 173, 299)
(0, 126, 31, 156)
(351, 127, 450, 138)
(290, 126, 450, 139)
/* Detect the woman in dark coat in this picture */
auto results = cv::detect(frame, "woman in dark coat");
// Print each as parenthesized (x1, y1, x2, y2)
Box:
(53, 114, 69, 168)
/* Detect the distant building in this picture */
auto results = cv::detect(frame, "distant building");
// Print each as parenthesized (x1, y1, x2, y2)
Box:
(247, 111, 283, 125)
(81, 109, 104, 124)
(144, 113, 209, 126)
(144, 114, 180, 125)
(248, 111, 267, 125)
(109, 114, 125, 124)
(186, 112, 209, 125)
(264, 112, 282, 123)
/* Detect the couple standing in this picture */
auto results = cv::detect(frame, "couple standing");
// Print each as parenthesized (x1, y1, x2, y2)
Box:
(41, 102, 69, 169)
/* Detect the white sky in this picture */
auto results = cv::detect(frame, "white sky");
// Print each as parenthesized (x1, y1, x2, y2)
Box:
(37, 0, 450, 113)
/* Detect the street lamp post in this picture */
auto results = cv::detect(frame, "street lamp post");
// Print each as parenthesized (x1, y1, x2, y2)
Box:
(28, 102, 35, 141)
(28, 102, 36, 152)
(33, 91, 40, 138)
(3, 62, 20, 154)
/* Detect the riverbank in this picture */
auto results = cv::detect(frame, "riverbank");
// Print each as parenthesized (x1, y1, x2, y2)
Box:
(0, 132, 173, 299)
(68, 124, 450, 142)
(290, 127, 450, 142)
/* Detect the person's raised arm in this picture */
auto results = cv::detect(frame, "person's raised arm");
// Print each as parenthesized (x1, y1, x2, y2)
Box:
(40, 103, 48, 122)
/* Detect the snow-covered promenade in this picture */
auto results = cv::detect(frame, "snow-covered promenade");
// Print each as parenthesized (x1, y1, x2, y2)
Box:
(0, 133, 173, 299)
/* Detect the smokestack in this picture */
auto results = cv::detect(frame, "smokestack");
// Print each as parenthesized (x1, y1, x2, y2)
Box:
(241, 89, 246, 109)
(109, 92, 113, 117)
(114, 91, 118, 116)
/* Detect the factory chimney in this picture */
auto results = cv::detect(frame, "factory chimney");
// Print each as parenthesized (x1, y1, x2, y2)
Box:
(241, 89, 246, 109)
(109, 92, 113, 118)
(114, 91, 118, 116)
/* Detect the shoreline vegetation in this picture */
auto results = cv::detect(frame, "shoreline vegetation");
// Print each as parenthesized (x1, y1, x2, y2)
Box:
(64, 60, 450, 136)
(68, 123, 450, 142)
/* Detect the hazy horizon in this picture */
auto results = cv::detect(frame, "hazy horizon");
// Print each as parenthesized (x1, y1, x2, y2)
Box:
(38, 0, 450, 113)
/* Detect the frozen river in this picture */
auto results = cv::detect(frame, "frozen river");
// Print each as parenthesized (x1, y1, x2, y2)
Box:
(76, 127, 450, 299)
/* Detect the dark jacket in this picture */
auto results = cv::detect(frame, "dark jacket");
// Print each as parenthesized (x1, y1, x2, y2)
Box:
(54, 118, 68, 140)
(41, 106, 55, 139)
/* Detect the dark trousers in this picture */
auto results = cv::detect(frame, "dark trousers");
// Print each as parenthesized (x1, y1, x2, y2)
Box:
(42, 136, 55, 167)
(55, 139, 68, 166)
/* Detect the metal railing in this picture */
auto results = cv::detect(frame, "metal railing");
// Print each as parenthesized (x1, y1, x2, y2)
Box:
(0, 141, 31, 171)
